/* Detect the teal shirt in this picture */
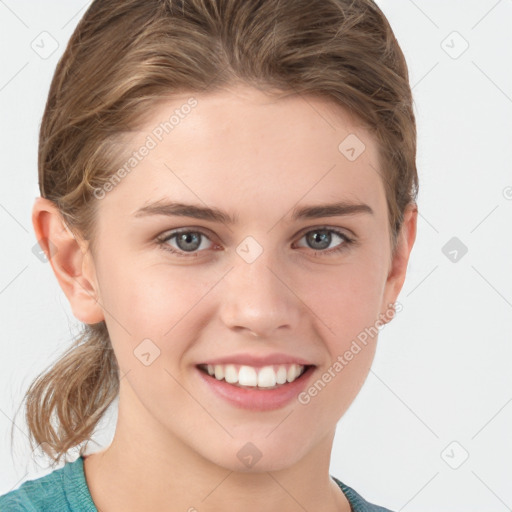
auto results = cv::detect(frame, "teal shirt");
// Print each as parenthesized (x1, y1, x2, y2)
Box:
(0, 457, 393, 511)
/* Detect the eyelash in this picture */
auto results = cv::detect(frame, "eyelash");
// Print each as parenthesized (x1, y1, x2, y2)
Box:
(156, 226, 355, 258)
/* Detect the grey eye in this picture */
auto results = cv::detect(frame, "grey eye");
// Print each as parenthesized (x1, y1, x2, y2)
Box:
(305, 230, 333, 250)
(174, 232, 203, 252)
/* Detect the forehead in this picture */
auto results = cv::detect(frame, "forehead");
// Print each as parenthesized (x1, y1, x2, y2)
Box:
(101, 85, 386, 222)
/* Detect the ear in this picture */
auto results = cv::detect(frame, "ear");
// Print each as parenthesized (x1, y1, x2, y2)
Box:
(379, 203, 418, 323)
(32, 197, 105, 324)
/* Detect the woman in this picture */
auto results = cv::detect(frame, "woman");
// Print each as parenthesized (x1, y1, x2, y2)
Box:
(0, 0, 418, 510)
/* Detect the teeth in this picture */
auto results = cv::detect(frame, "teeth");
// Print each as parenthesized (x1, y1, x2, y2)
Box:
(201, 363, 307, 388)
(257, 366, 276, 387)
(276, 366, 288, 385)
(287, 364, 300, 382)
(239, 366, 258, 386)
(225, 364, 238, 384)
(214, 365, 224, 380)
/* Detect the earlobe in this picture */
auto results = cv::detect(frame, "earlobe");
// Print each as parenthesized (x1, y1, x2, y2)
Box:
(32, 197, 105, 324)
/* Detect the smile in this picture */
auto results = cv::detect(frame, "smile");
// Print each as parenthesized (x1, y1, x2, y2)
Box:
(197, 363, 308, 389)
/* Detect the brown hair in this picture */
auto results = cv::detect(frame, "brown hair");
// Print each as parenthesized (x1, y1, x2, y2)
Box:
(16, 0, 418, 467)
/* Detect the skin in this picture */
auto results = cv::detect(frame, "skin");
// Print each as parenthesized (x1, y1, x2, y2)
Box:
(33, 84, 417, 512)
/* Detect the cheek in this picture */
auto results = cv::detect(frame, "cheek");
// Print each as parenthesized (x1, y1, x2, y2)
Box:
(295, 262, 384, 422)
(99, 259, 211, 332)
(301, 254, 386, 420)
(298, 342, 377, 433)
(99, 263, 220, 370)
(300, 255, 387, 343)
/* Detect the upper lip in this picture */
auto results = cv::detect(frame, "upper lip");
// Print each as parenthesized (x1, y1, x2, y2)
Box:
(198, 353, 315, 367)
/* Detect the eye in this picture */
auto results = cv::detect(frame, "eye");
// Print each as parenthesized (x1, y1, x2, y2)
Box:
(156, 226, 355, 258)
(295, 227, 354, 255)
(157, 229, 215, 256)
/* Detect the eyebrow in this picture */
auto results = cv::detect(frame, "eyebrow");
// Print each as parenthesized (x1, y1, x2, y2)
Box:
(134, 199, 374, 224)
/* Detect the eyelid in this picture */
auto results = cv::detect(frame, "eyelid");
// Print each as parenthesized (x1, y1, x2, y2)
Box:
(156, 227, 218, 248)
(158, 224, 354, 241)
(156, 224, 356, 257)
(292, 225, 355, 251)
(295, 224, 354, 240)
(158, 226, 214, 238)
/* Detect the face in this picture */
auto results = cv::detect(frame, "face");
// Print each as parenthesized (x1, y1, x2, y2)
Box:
(72, 85, 413, 472)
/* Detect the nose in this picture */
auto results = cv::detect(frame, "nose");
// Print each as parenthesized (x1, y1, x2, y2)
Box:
(218, 249, 302, 339)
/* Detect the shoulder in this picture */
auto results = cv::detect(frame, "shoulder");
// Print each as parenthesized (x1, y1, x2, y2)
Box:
(0, 457, 96, 512)
(332, 476, 395, 512)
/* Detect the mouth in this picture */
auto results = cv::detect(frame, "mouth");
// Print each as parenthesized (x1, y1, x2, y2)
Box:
(196, 363, 314, 390)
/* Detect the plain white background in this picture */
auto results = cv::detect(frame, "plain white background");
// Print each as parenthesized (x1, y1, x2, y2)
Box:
(0, 1, 511, 511)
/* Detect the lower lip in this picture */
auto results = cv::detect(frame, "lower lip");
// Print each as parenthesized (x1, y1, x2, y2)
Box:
(195, 366, 316, 411)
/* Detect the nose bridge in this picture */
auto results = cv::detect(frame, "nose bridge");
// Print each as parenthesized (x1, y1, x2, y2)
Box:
(219, 238, 301, 337)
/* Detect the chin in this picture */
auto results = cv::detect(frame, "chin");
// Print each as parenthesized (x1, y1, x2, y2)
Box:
(198, 437, 308, 474)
